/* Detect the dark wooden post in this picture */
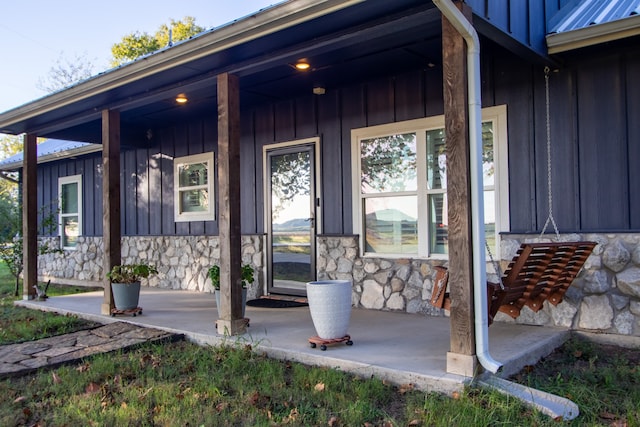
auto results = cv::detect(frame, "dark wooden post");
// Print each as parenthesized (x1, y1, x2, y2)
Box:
(442, 2, 478, 376)
(101, 109, 121, 315)
(216, 72, 245, 335)
(22, 133, 38, 299)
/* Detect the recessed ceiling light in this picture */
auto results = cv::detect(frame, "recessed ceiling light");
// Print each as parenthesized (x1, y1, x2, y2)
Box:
(295, 61, 311, 71)
(175, 94, 188, 104)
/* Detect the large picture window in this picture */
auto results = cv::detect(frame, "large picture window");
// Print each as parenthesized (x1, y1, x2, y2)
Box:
(58, 175, 82, 250)
(174, 152, 215, 222)
(352, 106, 509, 258)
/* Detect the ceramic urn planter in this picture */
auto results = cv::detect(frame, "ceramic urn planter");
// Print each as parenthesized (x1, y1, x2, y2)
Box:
(306, 280, 352, 339)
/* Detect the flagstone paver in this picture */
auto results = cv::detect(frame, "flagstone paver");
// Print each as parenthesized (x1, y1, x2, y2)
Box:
(0, 322, 182, 379)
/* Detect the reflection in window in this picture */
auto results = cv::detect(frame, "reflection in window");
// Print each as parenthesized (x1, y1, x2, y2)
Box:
(364, 196, 417, 254)
(58, 175, 82, 249)
(174, 153, 215, 222)
(360, 133, 417, 193)
(426, 129, 448, 254)
(353, 110, 503, 257)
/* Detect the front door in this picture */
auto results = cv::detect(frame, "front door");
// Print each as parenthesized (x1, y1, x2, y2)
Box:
(266, 142, 317, 296)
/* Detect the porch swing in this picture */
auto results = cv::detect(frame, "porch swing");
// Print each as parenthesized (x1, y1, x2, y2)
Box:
(429, 67, 596, 325)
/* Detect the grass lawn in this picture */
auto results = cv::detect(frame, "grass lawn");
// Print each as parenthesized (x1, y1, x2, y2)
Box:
(0, 264, 101, 345)
(0, 263, 638, 426)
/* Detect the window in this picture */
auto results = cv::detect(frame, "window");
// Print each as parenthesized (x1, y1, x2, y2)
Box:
(352, 105, 509, 258)
(174, 152, 215, 222)
(58, 175, 82, 249)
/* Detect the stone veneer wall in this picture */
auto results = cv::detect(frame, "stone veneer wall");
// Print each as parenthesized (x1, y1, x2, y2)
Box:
(317, 233, 640, 337)
(316, 236, 446, 316)
(37, 232, 640, 336)
(37, 235, 265, 299)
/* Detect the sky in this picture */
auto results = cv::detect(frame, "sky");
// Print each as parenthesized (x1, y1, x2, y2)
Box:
(0, 0, 279, 114)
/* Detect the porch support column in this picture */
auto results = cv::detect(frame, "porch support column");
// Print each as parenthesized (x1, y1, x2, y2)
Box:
(101, 109, 121, 315)
(216, 72, 245, 335)
(442, 1, 478, 376)
(22, 133, 38, 300)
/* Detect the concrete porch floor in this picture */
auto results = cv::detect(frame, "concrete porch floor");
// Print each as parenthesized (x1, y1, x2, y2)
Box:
(16, 287, 570, 395)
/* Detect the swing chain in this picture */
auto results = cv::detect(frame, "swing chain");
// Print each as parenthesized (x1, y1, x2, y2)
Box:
(540, 66, 560, 239)
(485, 240, 504, 290)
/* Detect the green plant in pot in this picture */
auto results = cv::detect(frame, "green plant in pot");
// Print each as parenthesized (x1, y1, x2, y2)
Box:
(107, 263, 158, 311)
(208, 264, 254, 317)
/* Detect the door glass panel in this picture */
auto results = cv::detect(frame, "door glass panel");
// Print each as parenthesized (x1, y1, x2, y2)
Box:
(270, 150, 314, 293)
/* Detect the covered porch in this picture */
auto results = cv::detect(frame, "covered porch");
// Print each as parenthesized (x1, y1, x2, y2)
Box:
(15, 287, 569, 394)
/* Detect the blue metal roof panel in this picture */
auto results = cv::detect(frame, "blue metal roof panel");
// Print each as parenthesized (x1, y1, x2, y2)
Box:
(549, 0, 640, 34)
(0, 139, 97, 170)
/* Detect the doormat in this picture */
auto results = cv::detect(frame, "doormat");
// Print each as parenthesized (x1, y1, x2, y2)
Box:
(246, 297, 308, 308)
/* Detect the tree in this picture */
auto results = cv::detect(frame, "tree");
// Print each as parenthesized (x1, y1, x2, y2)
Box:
(0, 199, 60, 296)
(0, 134, 22, 201)
(110, 17, 205, 67)
(36, 52, 96, 93)
(0, 134, 23, 161)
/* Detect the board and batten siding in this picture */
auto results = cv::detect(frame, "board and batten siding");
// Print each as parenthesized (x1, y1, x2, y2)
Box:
(465, 0, 576, 59)
(36, 41, 640, 239)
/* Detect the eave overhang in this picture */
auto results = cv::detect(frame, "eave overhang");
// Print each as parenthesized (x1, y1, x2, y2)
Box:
(0, 0, 366, 136)
(546, 14, 640, 54)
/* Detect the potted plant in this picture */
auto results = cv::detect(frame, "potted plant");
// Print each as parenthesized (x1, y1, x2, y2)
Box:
(208, 264, 253, 317)
(107, 263, 158, 311)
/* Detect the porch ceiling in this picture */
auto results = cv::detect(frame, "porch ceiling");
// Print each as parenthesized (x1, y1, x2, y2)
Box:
(0, 0, 445, 145)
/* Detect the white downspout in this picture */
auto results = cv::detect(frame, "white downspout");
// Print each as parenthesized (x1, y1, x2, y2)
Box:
(432, 0, 502, 373)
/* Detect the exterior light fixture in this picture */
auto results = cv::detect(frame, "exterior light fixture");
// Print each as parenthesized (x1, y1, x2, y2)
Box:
(175, 94, 188, 104)
(294, 61, 311, 71)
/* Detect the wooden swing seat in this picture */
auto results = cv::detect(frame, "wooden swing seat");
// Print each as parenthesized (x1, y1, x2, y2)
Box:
(429, 241, 596, 325)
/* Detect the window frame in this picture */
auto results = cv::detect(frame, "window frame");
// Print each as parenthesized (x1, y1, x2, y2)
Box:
(58, 174, 82, 250)
(351, 105, 509, 259)
(173, 152, 216, 222)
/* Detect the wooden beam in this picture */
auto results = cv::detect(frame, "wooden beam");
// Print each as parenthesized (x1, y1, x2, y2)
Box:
(216, 73, 245, 335)
(22, 133, 37, 300)
(101, 109, 121, 315)
(442, 2, 477, 376)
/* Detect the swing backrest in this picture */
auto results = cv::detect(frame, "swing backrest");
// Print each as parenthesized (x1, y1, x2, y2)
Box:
(493, 241, 596, 320)
(429, 241, 596, 326)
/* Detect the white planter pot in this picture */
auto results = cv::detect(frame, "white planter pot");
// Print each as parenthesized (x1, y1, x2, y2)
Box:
(306, 280, 352, 339)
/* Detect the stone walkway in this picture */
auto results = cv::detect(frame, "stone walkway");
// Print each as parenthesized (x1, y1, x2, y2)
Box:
(0, 322, 182, 379)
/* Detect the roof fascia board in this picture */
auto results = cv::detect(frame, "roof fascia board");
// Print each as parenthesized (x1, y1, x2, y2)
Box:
(0, 0, 364, 133)
(547, 14, 640, 54)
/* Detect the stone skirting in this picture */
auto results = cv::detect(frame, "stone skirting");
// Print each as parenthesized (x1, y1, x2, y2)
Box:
(317, 233, 640, 337)
(500, 233, 640, 336)
(316, 236, 446, 316)
(37, 232, 640, 336)
(37, 235, 265, 299)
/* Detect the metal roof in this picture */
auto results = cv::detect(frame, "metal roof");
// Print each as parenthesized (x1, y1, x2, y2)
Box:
(0, 139, 100, 171)
(548, 0, 640, 34)
(546, 0, 640, 53)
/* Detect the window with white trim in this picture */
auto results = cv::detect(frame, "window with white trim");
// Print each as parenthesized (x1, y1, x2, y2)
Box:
(58, 175, 82, 250)
(174, 152, 215, 222)
(352, 105, 509, 258)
